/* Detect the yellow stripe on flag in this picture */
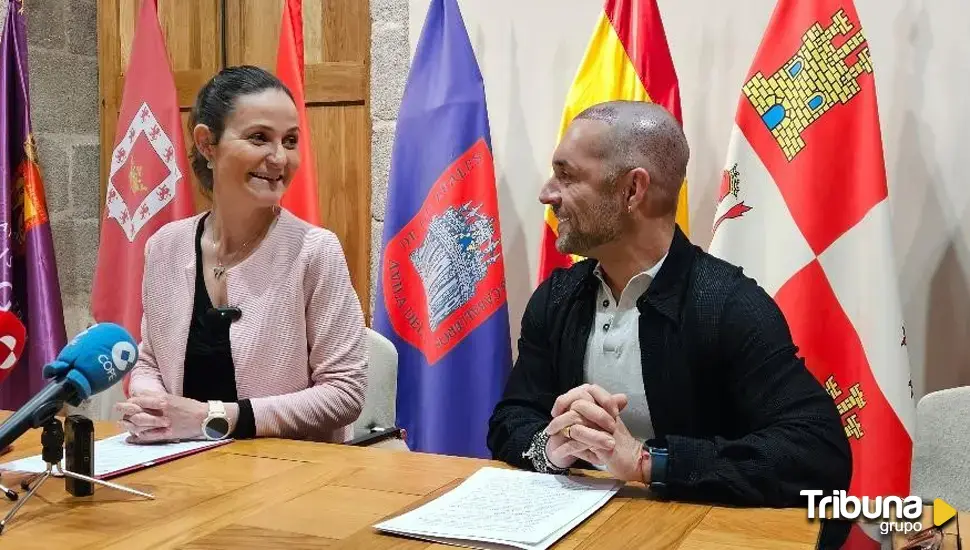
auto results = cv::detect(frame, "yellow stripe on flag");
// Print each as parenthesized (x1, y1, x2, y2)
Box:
(539, 6, 688, 283)
(556, 14, 653, 139)
(544, 12, 650, 235)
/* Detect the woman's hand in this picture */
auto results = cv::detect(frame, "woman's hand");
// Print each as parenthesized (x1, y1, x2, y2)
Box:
(115, 392, 208, 444)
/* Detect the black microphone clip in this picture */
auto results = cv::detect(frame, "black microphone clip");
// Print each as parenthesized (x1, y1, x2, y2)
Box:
(207, 306, 242, 323)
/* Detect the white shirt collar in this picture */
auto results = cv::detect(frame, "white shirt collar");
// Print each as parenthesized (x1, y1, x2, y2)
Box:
(593, 253, 668, 305)
(593, 253, 667, 280)
(644, 254, 666, 279)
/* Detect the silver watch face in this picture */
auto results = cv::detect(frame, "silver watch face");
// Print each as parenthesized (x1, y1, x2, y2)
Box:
(204, 417, 230, 439)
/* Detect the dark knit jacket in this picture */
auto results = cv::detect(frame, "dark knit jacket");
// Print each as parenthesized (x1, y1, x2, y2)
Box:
(487, 226, 851, 507)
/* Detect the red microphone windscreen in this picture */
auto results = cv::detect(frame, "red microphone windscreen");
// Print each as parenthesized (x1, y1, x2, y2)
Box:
(0, 310, 26, 384)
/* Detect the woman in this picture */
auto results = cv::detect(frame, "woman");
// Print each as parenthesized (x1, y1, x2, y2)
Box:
(116, 66, 367, 443)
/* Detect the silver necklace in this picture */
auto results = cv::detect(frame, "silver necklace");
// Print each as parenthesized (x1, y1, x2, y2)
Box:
(212, 237, 259, 280)
(210, 210, 279, 280)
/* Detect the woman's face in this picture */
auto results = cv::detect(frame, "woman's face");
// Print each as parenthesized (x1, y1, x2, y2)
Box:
(203, 88, 301, 209)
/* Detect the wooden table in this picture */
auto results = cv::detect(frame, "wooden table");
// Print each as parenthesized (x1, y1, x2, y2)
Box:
(0, 418, 827, 549)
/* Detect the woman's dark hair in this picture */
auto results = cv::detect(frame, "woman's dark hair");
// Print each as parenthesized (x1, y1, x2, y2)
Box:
(188, 65, 295, 194)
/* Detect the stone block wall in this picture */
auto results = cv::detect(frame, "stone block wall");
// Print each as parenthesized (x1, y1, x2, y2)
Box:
(27, 0, 101, 340)
(369, 0, 410, 319)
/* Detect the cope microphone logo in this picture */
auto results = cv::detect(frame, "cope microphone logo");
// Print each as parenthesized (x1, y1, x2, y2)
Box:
(99, 341, 137, 381)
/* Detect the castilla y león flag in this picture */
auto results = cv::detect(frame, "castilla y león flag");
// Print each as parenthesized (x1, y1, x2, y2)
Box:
(91, 0, 194, 342)
(709, 0, 914, 501)
(537, 0, 687, 284)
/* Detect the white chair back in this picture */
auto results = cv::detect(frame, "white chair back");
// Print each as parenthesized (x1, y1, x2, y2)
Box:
(911, 386, 970, 509)
(355, 327, 399, 436)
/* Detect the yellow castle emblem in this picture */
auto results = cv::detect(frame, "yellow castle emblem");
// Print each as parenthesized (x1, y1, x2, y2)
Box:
(824, 374, 867, 440)
(129, 159, 147, 195)
(742, 9, 873, 160)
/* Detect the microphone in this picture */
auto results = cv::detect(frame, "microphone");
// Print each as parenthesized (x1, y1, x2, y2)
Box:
(206, 306, 241, 323)
(0, 323, 138, 451)
(0, 311, 26, 385)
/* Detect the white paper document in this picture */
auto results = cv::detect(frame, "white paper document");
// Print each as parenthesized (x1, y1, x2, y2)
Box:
(0, 433, 230, 478)
(374, 466, 621, 550)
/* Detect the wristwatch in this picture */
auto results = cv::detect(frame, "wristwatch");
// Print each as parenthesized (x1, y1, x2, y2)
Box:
(647, 445, 669, 495)
(522, 428, 568, 475)
(201, 400, 231, 440)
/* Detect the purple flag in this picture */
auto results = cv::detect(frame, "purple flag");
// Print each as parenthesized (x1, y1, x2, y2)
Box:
(0, 2, 67, 409)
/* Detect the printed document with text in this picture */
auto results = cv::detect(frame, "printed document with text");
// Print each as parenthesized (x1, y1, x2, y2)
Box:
(374, 467, 621, 550)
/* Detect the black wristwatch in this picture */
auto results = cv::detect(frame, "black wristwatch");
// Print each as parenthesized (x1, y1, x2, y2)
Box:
(647, 445, 669, 495)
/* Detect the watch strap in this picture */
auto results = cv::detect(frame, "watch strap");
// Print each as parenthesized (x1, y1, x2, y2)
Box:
(647, 445, 669, 496)
(208, 400, 226, 416)
(522, 428, 568, 475)
(202, 400, 230, 440)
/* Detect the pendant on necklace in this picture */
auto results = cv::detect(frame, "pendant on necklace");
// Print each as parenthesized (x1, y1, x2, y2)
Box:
(213, 265, 226, 279)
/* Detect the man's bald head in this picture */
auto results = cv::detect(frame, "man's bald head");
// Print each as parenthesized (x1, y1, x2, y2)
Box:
(573, 101, 689, 216)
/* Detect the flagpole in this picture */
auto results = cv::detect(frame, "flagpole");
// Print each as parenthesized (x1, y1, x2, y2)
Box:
(220, 0, 227, 69)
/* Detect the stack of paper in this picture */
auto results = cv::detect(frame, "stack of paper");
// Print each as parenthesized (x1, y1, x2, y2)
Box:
(374, 466, 621, 550)
(0, 433, 231, 479)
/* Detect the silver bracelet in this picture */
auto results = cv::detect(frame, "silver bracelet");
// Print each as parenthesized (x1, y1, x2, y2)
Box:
(522, 428, 568, 475)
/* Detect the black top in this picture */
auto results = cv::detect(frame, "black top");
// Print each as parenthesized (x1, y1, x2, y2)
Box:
(486, 225, 852, 507)
(182, 214, 255, 438)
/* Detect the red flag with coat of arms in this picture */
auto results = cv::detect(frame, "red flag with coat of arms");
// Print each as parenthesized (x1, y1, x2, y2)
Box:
(91, 0, 194, 344)
(708, 0, 915, 509)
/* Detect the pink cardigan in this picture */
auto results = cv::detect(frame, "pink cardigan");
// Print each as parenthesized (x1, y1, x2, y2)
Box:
(128, 209, 368, 442)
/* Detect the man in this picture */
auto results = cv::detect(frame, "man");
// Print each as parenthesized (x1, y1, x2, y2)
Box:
(487, 100, 851, 507)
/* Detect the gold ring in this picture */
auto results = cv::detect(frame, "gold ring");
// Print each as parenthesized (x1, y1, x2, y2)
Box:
(561, 425, 572, 439)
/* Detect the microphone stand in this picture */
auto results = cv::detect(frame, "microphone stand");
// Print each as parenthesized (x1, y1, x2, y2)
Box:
(0, 418, 154, 534)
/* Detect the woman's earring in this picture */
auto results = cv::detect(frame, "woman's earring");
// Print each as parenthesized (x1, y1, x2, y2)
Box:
(206, 160, 213, 169)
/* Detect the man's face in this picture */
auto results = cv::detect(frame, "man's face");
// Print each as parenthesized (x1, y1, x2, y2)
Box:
(539, 120, 627, 257)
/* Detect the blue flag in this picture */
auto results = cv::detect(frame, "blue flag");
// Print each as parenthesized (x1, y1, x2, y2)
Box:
(374, 0, 512, 458)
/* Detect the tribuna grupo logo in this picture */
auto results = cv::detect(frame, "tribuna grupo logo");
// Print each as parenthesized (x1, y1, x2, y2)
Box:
(802, 490, 957, 535)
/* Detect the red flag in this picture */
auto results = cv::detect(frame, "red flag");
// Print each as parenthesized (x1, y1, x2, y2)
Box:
(276, 0, 320, 225)
(709, 0, 914, 505)
(91, 0, 194, 345)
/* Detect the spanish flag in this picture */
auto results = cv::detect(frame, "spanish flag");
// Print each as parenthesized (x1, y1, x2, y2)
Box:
(537, 0, 686, 283)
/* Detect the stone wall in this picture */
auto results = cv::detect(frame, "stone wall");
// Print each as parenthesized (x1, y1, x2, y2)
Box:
(369, 0, 409, 319)
(27, 0, 100, 340)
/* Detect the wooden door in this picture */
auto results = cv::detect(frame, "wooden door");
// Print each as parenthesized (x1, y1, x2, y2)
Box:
(98, 0, 372, 312)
